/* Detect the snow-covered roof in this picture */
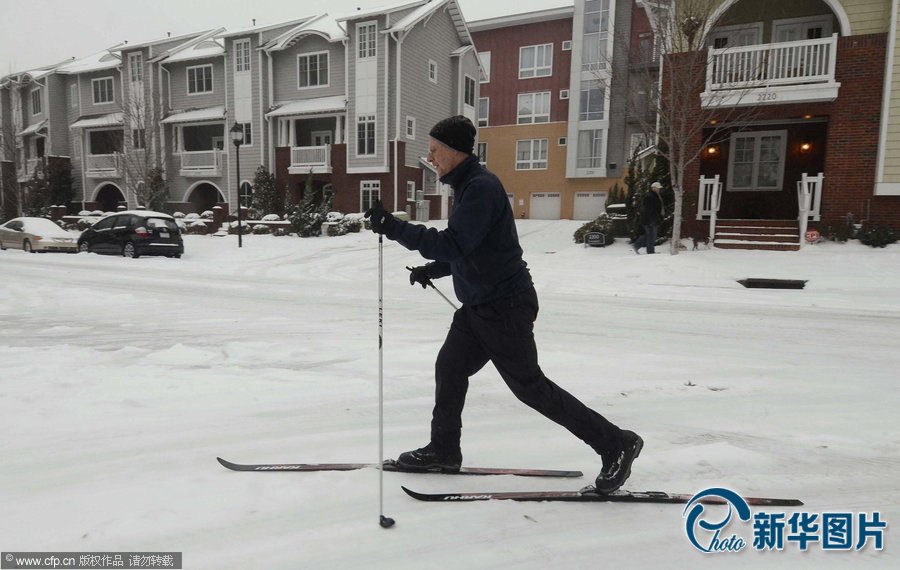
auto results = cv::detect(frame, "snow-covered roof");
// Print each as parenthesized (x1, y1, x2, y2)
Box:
(336, 0, 428, 22)
(265, 96, 347, 118)
(161, 106, 226, 124)
(379, 0, 474, 56)
(113, 30, 211, 52)
(262, 14, 347, 50)
(151, 28, 225, 64)
(56, 49, 123, 75)
(69, 113, 124, 130)
(467, 6, 573, 31)
(16, 120, 47, 137)
(216, 16, 316, 39)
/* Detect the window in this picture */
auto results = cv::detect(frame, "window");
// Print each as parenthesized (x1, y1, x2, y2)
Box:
(638, 33, 656, 64)
(558, 137, 567, 146)
(357, 115, 375, 156)
(519, 44, 553, 78)
(728, 130, 787, 191)
(237, 122, 252, 146)
(31, 88, 41, 115)
(70, 84, 78, 108)
(298, 52, 329, 88)
(560, 89, 570, 100)
(240, 181, 253, 207)
(582, 0, 611, 71)
(358, 22, 377, 59)
(579, 80, 605, 120)
(464, 75, 476, 107)
(477, 98, 489, 127)
(407, 180, 416, 201)
(132, 129, 146, 150)
(92, 77, 114, 104)
(516, 139, 548, 170)
(129, 53, 143, 82)
(361, 180, 381, 210)
(477, 142, 487, 165)
(234, 39, 251, 72)
(187, 65, 213, 95)
(479, 51, 491, 83)
(577, 129, 604, 169)
(428, 60, 437, 83)
(406, 116, 416, 140)
(517, 92, 551, 124)
(172, 128, 179, 153)
(562, 40, 573, 51)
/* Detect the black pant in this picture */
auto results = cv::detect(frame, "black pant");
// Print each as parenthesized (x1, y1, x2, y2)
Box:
(430, 287, 623, 455)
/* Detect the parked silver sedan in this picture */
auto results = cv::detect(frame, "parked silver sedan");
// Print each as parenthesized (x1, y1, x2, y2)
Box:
(0, 217, 79, 253)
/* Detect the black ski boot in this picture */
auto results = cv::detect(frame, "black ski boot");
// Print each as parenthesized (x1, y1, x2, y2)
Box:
(395, 442, 462, 472)
(595, 430, 643, 494)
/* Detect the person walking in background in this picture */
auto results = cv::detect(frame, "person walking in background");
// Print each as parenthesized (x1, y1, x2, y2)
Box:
(364, 115, 642, 494)
(633, 181, 664, 254)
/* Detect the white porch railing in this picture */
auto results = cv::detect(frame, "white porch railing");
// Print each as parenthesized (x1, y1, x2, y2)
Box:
(707, 34, 838, 91)
(697, 175, 723, 242)
(86, 153, 121, 177)
(290, 145, 331, 168)
(797, 172, 824, 248)
(179, 150, 222, 176)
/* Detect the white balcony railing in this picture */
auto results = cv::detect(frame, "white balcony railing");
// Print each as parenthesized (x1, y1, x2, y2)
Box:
(179, 150, 223, 176)
(86, 153, 121, 177)
(707, 33, 838, 91)
(290, 145, 331, 169)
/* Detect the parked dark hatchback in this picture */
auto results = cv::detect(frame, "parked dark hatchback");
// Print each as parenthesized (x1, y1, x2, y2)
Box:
(78, 211, 184, 258)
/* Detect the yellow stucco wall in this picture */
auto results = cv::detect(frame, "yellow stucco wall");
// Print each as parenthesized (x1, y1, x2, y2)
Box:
(478, 122, 624, 219)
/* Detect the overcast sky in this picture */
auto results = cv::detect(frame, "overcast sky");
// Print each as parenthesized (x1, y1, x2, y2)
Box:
(0, 0, 572, 74)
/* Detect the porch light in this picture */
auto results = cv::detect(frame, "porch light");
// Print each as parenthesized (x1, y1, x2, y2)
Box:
(706, 145, 719, 157)
(231, 122, 244, 247)
(230, 122, 244, 146)
(800, 142, 813, 154)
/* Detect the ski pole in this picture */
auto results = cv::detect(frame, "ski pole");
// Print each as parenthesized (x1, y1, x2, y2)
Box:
(377, 234, 395, 529)
(405, 266, 459, 310)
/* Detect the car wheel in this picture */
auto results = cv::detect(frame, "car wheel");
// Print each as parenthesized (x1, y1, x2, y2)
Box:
(78, 242, 90, 254)
(23, 239, 34, 253)
(123, 242, 139, 258)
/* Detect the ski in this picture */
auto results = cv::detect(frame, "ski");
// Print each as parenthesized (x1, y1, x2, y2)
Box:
(216, 457, 582, 478)
(401, 486, 804, 507)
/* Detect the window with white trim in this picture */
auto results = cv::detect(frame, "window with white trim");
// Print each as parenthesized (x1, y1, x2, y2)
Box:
(234, 39, 251, 72)
(464, 75, 476, 107)
(428, 60, 437, 83)
(406, 116, 416, 140)
(407, 180, 416, 201)
(477, 97, 489, 127)
(562, 40, 572, 51)
(560, 89, 570, 100)
(237, 122, 252, 146)
(361, 180, 381, 210)
(579, 80, 605, 121)
(357, 115, 376, 156)
(187, 65, 213, 95)
(477, 142, 487, 165)
(298, 52, 329, 88)
(70, 83, 78, 108)
(582, 0, 611, 71)
(516, 139, 548, 170)
(358, 22, 377, 59)
(129, 53, 143, 82)
(92, 77, 115, 104)
(728, 130, 787, 191)
(558, 137, 567, 146)
(517, 92, 551, 124)
(132, 129, 146, 150)
(577, 129, 604, 169)
(479, 51, 491, 83)
(31, 88, 41, 115)
(519, 44, 553, 78)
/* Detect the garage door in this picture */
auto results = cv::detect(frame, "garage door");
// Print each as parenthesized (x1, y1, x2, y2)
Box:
(573, 192, 606, 220)
(530, 192, 561, 219)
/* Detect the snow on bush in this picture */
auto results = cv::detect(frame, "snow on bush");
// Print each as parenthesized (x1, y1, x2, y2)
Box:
(262, 214, 280, 222)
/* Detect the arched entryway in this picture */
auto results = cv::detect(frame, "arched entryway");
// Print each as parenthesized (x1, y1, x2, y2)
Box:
(185, 182, 225, 214)
(93, 183, 126, 213)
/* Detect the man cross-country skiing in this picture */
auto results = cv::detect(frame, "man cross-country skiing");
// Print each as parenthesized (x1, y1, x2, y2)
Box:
(365, 115, 642, 494)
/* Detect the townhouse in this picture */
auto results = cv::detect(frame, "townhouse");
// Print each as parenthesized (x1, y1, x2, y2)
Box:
(676, 0, 900, 248)
(469, 0, 657, 220)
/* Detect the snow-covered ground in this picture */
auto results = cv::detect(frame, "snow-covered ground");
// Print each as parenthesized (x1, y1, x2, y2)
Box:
(1, 220, 897, 568)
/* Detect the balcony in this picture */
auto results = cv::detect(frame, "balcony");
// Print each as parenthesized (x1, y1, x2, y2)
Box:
(179, 150, 224, 177)
(288, 145, 332, 174)
(701, 33, 840, 108)
(86, 153, 121, 178)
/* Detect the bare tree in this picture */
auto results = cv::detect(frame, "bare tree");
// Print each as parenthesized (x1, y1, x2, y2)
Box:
(0, 121, 24, 219)
(120, 94, 169, 211)
(603, 0, 763, 253)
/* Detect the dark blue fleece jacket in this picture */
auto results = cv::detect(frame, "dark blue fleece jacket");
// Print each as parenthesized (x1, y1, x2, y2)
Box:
(387, 155, 533, 306)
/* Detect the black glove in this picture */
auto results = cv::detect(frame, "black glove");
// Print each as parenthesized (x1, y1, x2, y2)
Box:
(406, 265, 433, 289)
(364, 200, 396, 235)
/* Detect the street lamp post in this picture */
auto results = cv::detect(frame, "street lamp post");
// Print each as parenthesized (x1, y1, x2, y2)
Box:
(230, 122, 244, 248)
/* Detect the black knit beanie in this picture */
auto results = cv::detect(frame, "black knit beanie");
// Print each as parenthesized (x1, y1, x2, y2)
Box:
(429, 115, 476, 155)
